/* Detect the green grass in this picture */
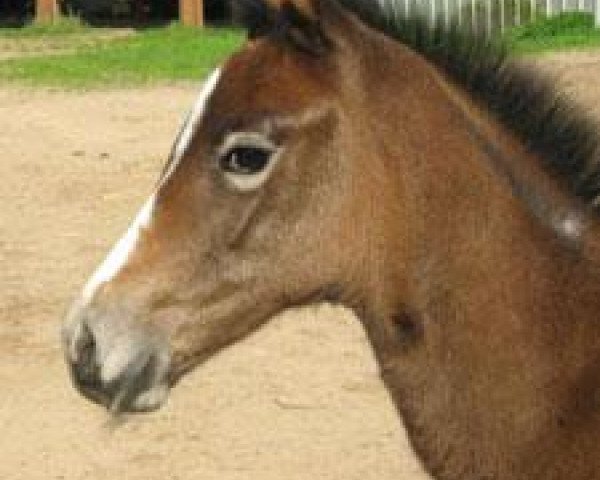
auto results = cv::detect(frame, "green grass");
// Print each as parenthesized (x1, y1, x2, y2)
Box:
(0, 23, 243, 88)
(507, 12, 600, 53)
(1, 12, 600, 88)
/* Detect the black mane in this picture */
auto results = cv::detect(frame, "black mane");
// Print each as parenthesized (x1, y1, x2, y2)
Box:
(233, 0, 600, 206)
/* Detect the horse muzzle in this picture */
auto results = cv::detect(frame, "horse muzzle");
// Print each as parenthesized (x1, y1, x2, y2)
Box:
(62, 303, 172, 413)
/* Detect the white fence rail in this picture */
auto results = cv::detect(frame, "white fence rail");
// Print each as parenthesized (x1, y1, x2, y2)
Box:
(404, 0, 600, 35)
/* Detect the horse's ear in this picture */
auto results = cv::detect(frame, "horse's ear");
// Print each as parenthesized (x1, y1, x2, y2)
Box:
(231, 0, 333, 55)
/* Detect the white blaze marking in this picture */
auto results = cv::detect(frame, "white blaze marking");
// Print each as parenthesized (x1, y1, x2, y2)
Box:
(163, 67, 222, 185)
(82, 193, 156, 301)
(81, 67, 223, 303)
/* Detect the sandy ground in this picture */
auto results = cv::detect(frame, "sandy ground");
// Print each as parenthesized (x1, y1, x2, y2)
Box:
(1, 50, 600, 480)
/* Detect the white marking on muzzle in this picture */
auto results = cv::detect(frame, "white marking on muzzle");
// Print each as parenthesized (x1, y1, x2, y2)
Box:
(82, 193, 156, 301)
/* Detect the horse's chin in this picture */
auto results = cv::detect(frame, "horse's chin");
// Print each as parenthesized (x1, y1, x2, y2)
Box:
(66, 352, 172, 414)
(120, 383, 171, 413)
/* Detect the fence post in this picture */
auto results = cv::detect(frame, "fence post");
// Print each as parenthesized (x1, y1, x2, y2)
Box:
(430, 0, 437, 27)
(442, 0, 448, 28)
(486, 0, 492, 36)
(35, 0, 58, 23)
(180, 0, 204, 27)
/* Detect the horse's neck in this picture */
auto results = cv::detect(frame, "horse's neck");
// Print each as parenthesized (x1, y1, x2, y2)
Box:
(359, 61, 600, 480)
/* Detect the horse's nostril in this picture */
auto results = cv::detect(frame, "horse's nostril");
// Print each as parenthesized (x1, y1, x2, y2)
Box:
(65, 318, 170, 412)
(72, 322, 100, 388)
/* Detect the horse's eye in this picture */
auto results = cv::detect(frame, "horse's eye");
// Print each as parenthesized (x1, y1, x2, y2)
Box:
(220, 147, 271, 175)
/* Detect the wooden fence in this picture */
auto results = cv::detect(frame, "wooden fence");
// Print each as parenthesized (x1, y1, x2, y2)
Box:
(33, 0, 203, 25)
(31, 0, 600, 29)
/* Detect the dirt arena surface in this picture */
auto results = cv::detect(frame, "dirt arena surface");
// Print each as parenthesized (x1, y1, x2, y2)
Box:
(2, 51, 600, 479)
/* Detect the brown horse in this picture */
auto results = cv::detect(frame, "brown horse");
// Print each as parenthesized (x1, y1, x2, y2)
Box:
(62, 0, 600, 478)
